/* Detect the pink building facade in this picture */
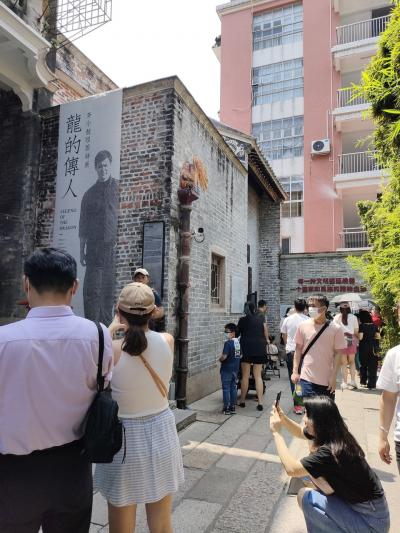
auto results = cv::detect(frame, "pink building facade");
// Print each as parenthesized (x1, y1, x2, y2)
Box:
(216, 0, 392, 253)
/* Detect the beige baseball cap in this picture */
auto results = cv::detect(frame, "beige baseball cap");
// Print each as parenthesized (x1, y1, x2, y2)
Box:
(133, 267, 150, 278)
(117, 282, 155, 315)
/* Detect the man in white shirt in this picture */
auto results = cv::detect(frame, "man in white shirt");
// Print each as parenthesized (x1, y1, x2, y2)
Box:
(281, 298, 308, 414)
(377, 343, 400, 473)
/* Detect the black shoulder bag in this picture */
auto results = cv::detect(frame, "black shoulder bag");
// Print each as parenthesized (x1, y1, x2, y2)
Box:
(83, 322, 123, 463)
(297, 321, 330, 374)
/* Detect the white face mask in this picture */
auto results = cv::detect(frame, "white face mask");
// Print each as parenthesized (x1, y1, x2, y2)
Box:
(308, 307, 321, 319)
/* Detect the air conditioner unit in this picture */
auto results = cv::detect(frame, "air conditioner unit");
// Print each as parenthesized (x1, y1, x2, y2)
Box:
(311, 139, 331, 155)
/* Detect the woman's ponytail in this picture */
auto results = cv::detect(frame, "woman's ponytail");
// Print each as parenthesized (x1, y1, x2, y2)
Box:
(118, 309, 152, 356)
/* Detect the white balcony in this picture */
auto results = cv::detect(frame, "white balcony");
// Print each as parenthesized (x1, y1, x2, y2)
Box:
(338, 227, 370, 251)
(332, 15, 390, 72)
(333, 87, 372, 132)
(334, 151, 387, 190)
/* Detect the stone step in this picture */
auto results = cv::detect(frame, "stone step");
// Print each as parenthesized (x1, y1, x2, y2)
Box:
(174, 408, 197, 432)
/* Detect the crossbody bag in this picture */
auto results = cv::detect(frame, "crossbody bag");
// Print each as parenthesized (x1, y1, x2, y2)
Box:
(297, 321, 330, 374)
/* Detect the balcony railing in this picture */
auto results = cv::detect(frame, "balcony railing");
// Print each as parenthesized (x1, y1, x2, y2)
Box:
(336, 15, 390, 46)
(337, 87, 368, 108)
(339, 228, 369, 249)
(338, 151, 382, 174)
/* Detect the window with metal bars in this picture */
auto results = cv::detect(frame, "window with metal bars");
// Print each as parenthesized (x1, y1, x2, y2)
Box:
(252, 59, 303, 106)
(211, 254, 224, 306)
(253, 116, 304, 160)
(253, 3, 303, 51)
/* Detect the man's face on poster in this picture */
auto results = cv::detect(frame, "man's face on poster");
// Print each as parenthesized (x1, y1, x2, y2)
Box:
(95, 157, 112, 182)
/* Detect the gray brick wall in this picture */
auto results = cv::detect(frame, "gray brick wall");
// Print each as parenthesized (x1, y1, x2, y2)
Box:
(259, 194, 281, 336)
(280, 252, 370, 309)
(170, 94, 248, 380)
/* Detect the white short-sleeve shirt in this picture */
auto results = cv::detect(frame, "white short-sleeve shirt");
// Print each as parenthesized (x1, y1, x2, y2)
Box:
(333, 313, 359, 335)
(377, 345, 400, 442)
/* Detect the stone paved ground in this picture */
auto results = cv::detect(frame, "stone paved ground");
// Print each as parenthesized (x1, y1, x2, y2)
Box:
(90, 371, 400, 532)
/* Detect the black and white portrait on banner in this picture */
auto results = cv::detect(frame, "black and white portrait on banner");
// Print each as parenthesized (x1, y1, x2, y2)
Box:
(53, 89, 123, 323)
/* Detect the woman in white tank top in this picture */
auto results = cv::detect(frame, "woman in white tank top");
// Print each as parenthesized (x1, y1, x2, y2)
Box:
(94, 282, 184, 533)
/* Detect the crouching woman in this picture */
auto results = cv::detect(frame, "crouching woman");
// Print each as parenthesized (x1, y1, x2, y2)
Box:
(270, 396, 390, 533)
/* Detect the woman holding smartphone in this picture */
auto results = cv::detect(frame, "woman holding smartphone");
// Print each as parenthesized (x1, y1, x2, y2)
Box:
(269, 396, 390, 533)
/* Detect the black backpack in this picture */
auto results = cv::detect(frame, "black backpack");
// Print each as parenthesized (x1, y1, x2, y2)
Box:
(83, 322, 123, 463)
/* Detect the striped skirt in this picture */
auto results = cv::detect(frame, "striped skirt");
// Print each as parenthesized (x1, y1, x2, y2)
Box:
(94, 408, 184, 506)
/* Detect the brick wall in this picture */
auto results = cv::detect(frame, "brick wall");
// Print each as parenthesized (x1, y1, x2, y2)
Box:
(280, 252, 371, 309)
(169, 93, 248, 400)
(51, 79, 85, 106)
(0, 90, 41, 319)
(259, 193, 282, 336)
(34, 77, 283, 402)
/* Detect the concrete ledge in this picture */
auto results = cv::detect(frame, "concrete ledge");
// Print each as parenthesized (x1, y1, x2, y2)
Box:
(187, 366, 221, 404)
(173, 408, 197, 432)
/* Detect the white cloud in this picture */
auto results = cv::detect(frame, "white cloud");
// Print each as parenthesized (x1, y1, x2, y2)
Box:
(75, 0, 222, 119)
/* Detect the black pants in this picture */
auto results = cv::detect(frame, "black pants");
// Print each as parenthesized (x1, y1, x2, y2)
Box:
(83, 242, 116, 325)
(359, 349, 378, 389)
(286, 351, 295, 395)
(0, 440, 92, 533)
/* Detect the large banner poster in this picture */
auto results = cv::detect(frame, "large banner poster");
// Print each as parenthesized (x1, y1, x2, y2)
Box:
(53, 89, 123, 323)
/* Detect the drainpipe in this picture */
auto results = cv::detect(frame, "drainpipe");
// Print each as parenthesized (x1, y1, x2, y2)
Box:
(175, 186, 199, 409)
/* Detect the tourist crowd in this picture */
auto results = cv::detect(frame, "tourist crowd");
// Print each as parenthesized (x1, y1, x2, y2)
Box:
(0, 247, 398, 533)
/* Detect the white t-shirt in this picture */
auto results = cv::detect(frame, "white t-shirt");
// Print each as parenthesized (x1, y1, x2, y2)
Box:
(333, 313, 359, 335)
(281, 313, 308, 353)
(377, 345, 400, 442)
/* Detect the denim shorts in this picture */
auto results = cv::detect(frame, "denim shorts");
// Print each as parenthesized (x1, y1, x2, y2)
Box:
(302, 489, 390, 533)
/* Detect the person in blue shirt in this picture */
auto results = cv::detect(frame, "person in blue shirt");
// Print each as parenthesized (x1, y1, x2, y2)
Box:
(219, 323, 241, 415)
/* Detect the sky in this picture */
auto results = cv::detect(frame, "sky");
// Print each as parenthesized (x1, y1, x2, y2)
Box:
(75, 0, 223, 120)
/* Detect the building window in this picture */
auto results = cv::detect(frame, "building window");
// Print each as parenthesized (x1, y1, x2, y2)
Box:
(253, 116, 304, 160)
(281, 237, 291, 254)
(280, 176, 304, 218)
(253, 59, 303, 106)
(253, 3, 303, 51)
(211, 254, 224, 306)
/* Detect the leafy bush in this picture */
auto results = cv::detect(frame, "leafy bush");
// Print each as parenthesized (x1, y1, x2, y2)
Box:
(349, 0, 400, 347)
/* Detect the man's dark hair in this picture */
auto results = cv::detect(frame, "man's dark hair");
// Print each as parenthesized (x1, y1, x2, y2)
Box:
(294, 298, 307, 312)
(258, 299, 267, 308)
(225, 323, 237, 336)
(94, 150, 112, 168)
(24, 248, 77, 294)
(307, 294, 329, 308)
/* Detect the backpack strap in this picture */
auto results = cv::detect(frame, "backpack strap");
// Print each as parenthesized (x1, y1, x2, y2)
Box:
(95, 322, 105, 392)
(138, 355, 168, 398)
(298, 321, 330, 374)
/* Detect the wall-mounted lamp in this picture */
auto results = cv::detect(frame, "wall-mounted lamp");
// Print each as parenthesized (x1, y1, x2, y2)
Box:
(191, 227, 205, 243)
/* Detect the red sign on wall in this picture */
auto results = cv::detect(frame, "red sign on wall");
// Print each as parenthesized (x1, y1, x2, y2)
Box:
(297, 278, 367, 294)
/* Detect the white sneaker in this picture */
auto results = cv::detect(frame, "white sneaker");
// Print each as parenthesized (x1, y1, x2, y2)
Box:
(349, 380, 358, 389)
(340, 382, 347, 390)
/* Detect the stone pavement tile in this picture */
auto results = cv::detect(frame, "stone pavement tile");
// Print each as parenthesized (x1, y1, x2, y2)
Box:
(195, 411, 230, 424)
(183, 441, 228, 470)
(189, 391, 221, 412)
(216, 433, 271, 472)
(247, 413, 271, 436)
(268, 493, 306, 533)
(186, 466, 245, 505)
(172, 499, 222, 533)
(212, 457, 284, 533)
(91, 491, 108, 527)
(179, 421, 219, 456)
(173, 467, 205, 509)
(206, 415, 255, 446)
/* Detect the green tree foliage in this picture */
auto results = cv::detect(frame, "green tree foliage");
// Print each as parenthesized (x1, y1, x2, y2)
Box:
(349, 0, 400, 347)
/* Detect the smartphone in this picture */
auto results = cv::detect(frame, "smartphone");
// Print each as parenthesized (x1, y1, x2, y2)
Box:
(275, 391, 282, 408)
